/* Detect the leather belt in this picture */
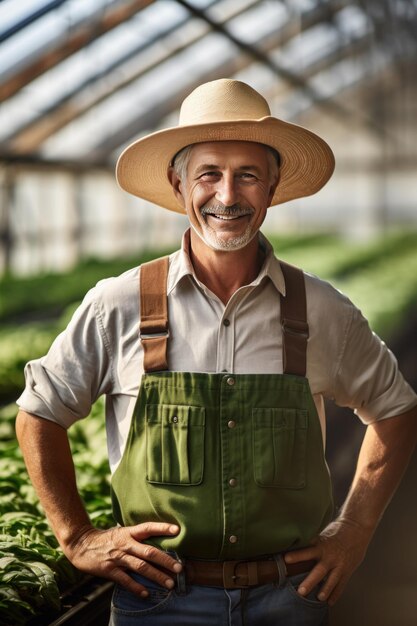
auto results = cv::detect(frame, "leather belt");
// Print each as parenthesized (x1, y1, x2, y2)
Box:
(182, 557, 316, 589)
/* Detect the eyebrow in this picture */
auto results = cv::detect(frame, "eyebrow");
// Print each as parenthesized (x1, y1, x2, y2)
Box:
(194, 164, 219, 174)
(193, 163, 263, 175)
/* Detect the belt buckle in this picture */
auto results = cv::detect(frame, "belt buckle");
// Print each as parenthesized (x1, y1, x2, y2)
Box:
(222, 560, 259, 588)
(223, 560, 244, 588)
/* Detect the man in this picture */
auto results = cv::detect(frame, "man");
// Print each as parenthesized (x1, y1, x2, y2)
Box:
(16, 79, 417, 625)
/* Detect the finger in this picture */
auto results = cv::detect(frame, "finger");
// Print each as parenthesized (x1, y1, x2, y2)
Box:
(131, 522, 180, 540)
(128, 542, 182, 575)
(97, 543, 179, 590)
(129, 524, 182, 572)
(296, 563, 328, 597)
(120, 554, 178, 589)
(316, 568, 340, 602)
(285, 546, 320, 564)
(111, 568, 151, 598)
(325, 577, 349, 606)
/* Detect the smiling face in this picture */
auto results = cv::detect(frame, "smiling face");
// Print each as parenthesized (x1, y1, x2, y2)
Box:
(169, 141, 279, 252)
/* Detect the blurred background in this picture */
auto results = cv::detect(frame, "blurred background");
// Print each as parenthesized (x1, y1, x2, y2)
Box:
(0, 1, 416, 625)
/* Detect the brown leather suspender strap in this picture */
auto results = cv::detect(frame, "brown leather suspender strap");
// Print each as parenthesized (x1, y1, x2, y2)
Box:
(140, 256, 169, 373)
(139, 255, 308, 376)
(279, 261, 309, 377)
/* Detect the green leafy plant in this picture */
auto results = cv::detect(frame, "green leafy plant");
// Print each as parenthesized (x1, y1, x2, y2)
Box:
(0, 398, 111, 624)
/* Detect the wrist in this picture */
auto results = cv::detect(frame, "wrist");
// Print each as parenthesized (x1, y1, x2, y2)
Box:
(58, 522, 96, 555)
(336, 515, 376, 541)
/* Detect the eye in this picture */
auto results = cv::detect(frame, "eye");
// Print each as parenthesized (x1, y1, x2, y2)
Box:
(198, 171, 220, 181)
(238, 172, 257, 181)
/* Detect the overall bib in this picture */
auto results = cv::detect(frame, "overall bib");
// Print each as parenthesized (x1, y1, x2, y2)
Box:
(111, 256, 333, 562)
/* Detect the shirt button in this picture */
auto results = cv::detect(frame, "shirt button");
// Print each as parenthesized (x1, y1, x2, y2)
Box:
(229, 535, 238, 544)
(227, 420, 236, 429)
(229, 478, 237, 488)
(226, 377, 235, 386)
(223, 318, 230, 327)
(172, 416, 178, 423)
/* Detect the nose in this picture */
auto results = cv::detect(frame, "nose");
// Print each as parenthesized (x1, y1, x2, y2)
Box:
(215, 173, 238, 207)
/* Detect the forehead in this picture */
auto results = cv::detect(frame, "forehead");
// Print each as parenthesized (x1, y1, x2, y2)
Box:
(188, 141, 270, 169)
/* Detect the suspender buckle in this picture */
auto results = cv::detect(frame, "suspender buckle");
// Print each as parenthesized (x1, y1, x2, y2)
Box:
(140, 330, 170, 340)
(281, 318, 309, 339)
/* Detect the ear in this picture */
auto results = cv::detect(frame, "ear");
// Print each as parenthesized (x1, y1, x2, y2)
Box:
(167, 167, 185, 208)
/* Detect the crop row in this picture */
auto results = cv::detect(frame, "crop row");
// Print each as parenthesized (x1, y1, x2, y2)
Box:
(272, 231, 417, 337)
(0, 400, 111, 625)
(0, 250, 174, 324)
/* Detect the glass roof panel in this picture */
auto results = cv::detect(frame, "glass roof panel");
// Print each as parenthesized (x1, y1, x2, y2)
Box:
(334, 4, 370, 36)
(0, 0, 47, 32)
(40, 30, 235, 158)
(38, 0, 281, 160)
(0, 1, 190, 141)
(274, 22, 339, 69)
(226, 1, 286, 41)
(0, 0, 415, 167)
(282, 48, 390, 120)
(0, 0, 107, 76)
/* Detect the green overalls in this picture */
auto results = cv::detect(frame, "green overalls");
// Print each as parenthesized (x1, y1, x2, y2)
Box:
(111, 256, 333, 560)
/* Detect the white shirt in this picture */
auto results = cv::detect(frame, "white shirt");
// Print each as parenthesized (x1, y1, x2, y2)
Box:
(18, 230, 417, 471)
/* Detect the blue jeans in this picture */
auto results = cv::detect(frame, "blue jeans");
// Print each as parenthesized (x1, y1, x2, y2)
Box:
(109, 571, 329, 625)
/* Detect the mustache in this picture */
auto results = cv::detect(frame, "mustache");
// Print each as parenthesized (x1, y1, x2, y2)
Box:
(200, 202, 255, 217)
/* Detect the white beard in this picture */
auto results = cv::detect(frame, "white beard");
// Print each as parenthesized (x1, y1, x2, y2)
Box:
(193, 201, 258, 251)
(191, 220, 258, 251)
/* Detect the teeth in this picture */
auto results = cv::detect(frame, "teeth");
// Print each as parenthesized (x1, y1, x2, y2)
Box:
(203, 211, 251, 221)
(209, 214, 247, 220)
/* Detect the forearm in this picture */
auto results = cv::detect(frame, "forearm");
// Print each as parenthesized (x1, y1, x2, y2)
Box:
(285, 405, 417, 604)
(15, 410, 93, 552)
(338, 406, 417, 535)
(15, 409, 182, 595)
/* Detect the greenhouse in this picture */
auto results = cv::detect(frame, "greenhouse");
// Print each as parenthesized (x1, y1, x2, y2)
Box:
(0, 1, 416, 625)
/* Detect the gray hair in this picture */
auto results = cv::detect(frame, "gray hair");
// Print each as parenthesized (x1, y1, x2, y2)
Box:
(172, 143, 280, 185)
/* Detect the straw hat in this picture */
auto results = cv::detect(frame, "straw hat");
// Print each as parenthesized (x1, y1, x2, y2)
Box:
(116, 79, 335, 213)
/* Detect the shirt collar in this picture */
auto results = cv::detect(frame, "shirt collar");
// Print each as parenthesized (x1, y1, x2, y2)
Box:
(254, 232, 286, 296)
(167, 229, 196, 294)
(167, 228, 286, 296)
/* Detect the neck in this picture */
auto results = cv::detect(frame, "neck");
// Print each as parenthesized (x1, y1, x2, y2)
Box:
(188, 230, 264, 305)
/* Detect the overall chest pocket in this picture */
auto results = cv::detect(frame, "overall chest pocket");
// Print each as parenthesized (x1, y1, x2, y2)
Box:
(252, 408, 307, 489)
(145, 404, 205, 485)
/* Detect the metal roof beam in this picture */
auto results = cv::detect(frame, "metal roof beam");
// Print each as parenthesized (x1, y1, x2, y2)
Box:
(172, 0, 401, 142)
(1, 0, 224, 151)
(357, 0, 417, 60)
(85, 35, 309, 159)
(5, 0, 350, 155)
(0, 0, 68, 44)
(90, 25, 400, 161)
(0, 153, 111, 173)
(0, 0, 155, 103)
(89, 0, 376, 160)
(0, 52, 404, 169)
(174, 0, 353, 120)
(269, 33, 374, 103)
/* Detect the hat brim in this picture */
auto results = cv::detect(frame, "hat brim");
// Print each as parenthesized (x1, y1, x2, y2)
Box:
(116, 116, 335, 213)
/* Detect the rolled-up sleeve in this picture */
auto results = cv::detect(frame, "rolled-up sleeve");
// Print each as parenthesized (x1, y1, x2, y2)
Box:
(17, 287, 113, 429)
(332, 306, 417, 424)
